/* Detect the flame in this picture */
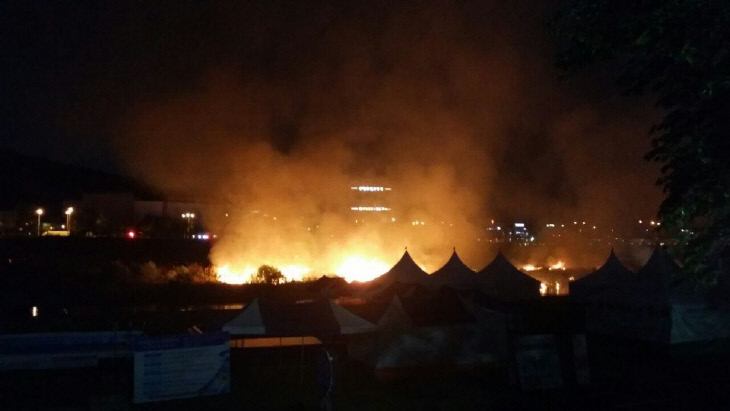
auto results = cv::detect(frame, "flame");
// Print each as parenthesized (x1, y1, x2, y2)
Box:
(335, 255, 390, 283)
(216, 255, 388, 285)
(279, 265, 311, 282)
(216, 264, 311, 284)
(540, 282, 548, 296)
(216, 265, 255, 284)
(522, 264, 540, 271)
(549, 261, 566, 270)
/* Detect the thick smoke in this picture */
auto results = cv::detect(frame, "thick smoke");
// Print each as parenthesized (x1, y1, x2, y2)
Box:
(110, 1, 662, 276)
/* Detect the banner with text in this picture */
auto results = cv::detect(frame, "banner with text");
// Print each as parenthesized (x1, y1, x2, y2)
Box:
(133, 333, 230, 404)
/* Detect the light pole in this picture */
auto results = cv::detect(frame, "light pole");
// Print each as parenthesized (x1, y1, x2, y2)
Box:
(35, 208, 43, 237)
(181, 213, 195, 238)
(65, 207, 74, 235)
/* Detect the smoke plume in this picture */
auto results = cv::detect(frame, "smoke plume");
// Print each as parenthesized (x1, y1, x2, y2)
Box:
(108, 1, 662, 278)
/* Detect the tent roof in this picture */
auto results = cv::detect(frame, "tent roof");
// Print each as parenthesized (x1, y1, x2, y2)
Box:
(400, 290, 475, 326)
(375, 292, 474, 327)
(364, 280, 433, 303)
(477, 251, 524, 277)
(570, 250, 636, 302)
(307, 275, 349, 291)
(372, 249, 431, 285)
(430, 249, 477, 288)
(341, 300, 393, 324)
(354, 288, 475, 328)
(638, 247, 681, 287)
(572, 250, 634, 289)
(223, 299, 375, 336)
(476, 251, 541, 300)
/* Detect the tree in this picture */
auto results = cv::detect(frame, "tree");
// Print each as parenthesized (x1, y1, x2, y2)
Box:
(252, 265, 285, 285)
(551, 0, 730, 283)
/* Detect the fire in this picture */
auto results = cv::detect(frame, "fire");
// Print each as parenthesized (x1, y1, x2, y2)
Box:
(549, 261, 566, 270)
(216, 265, 255, 284)
(522, 264, 540, 271)
(215, 264, 311, 284)
(335, 255, 390, 283)
(279, 265, 311, 281)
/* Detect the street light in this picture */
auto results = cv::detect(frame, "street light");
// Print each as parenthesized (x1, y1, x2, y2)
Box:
(181, 213, 195, 237)
(65, 207, 74, 234)
(35, 208, 43, 237)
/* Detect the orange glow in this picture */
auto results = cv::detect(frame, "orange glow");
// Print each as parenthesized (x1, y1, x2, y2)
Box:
(522, 264, 540, 271)
(335, 255, 390, 283)
(279, 265, 311, 281)
(549, 261, 566, 270)
(216, 265, 254, 284)
(215, 264, 311, 284)
(215, 254, 390, 285)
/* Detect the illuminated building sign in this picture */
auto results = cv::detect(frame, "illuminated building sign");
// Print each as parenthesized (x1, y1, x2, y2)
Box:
(350, 186, 392, 192)
(350, 206, 391, 212)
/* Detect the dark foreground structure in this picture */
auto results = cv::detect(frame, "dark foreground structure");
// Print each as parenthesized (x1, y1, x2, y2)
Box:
(1, 247, 730, 409)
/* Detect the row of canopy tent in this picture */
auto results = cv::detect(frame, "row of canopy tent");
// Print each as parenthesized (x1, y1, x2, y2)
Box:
(570, 247, 730, 344)
(222, 289, 509, 374)
(223, 299, 376, 337)
(367, 249, 542, 301)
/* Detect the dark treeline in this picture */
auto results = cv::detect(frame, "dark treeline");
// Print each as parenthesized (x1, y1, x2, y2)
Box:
(0, 237, 210, 266)
(0, 237, 351, 333)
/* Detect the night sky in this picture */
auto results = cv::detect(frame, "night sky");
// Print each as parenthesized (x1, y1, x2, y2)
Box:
(3, 0, 662, 230)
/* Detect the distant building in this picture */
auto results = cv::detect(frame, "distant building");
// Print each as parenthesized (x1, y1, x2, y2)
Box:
(349, 185, 394, 224)
(76, 192, 213, 237)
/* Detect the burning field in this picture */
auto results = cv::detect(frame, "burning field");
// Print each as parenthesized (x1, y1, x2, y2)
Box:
(105, 1, 661, 285)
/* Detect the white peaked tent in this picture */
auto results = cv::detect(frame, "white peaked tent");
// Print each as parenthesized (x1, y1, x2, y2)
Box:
(224, 299, 266, 335)
(476, 251, 541, 300)
(577, 247, 730, 343)
(223, 299, 376, 336)
(329, 300, 378, 334)
(347, 292, 508, 375)
(430, 249, 478, 289)
(371, 249, 431, 286)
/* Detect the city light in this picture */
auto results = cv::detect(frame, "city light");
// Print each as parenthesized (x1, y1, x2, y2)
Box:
(35, 208, 43, 237)
(65, 207, 74, 234)
(182, 213, 195, 237)
(350, 186, 391, 192)
(350, 206, 391, 212)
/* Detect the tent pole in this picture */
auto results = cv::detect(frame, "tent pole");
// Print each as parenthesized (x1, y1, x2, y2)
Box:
(300, 336, 305, 385)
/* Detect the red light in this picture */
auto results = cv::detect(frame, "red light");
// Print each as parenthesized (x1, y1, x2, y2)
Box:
(127, 230, 136, 239)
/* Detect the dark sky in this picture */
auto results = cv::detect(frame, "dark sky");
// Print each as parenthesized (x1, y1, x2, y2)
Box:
(2, 0, 663, 229)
